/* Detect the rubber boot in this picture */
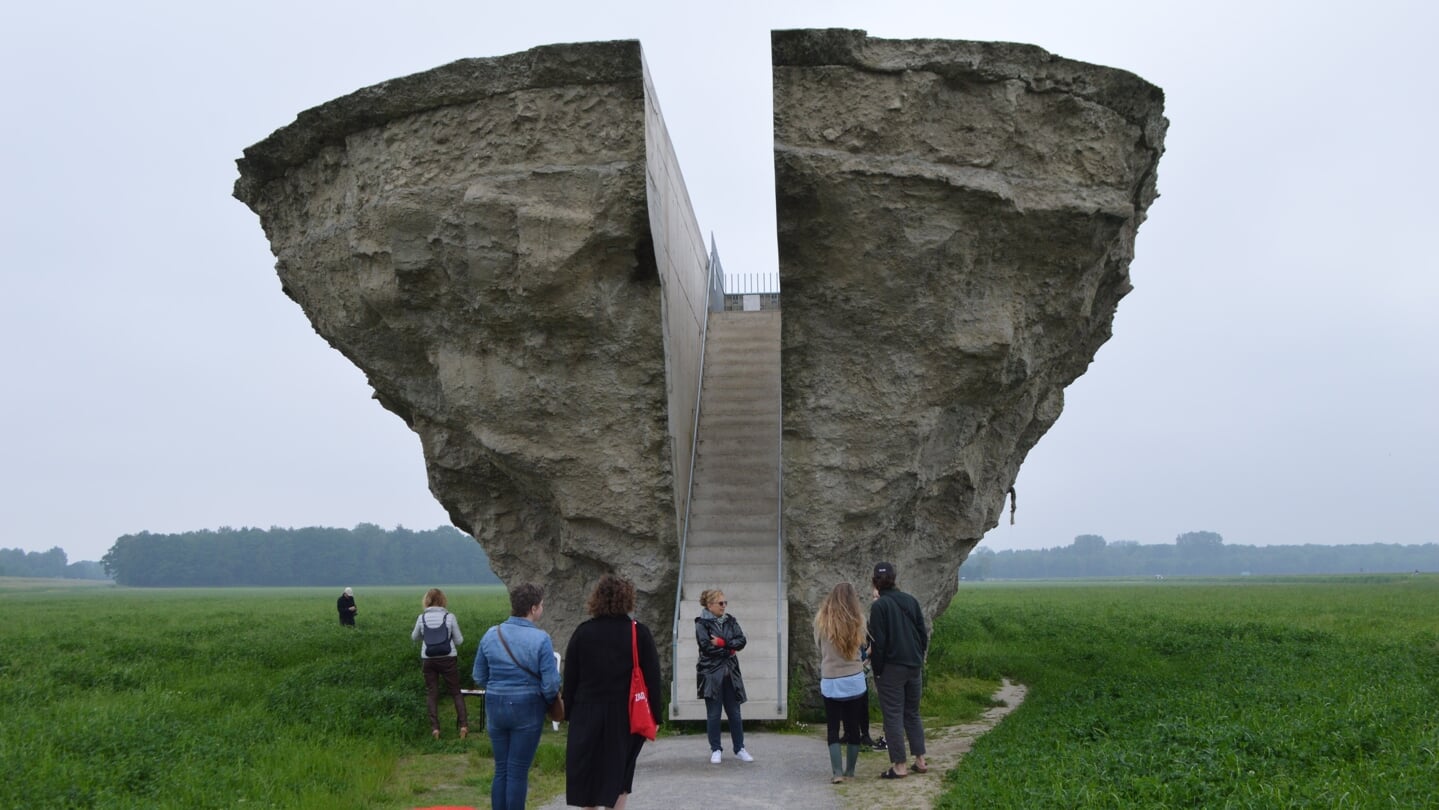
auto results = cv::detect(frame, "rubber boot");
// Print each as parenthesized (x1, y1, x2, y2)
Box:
(828, 743, 844, 779)
(844, 743, 860, 777)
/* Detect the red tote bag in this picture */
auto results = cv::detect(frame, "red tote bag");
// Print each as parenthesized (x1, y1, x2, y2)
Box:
(628, 621, 658, 740)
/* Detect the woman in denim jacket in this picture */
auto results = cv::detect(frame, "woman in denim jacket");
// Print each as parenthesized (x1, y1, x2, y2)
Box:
(473, 583, 561, 810)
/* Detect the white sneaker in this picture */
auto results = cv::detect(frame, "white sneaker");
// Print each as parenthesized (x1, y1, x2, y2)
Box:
(736, 749, 755, 763)
(710, 750, 722, 764)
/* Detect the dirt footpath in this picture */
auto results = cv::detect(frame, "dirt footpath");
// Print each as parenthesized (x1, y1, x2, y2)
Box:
(836, 679, 1028, 810)
(532, 679, 1027, 810)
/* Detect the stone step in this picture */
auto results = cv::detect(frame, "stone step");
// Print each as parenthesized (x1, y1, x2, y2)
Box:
(685, 525, 774, 539)
(683, 568, 781, 592)
(685, 510, 774, 527)
(695, 437, 780, 454)
(697, 408, 780, 424)
(684, 516, 776, 533)
(694, 446, 777, 463)
(689, 488, 777, 505)
(689, 471, 779, 489)
(706, 352, 780, 366)
(702, 363, 778, 376)
(682, 544, 779, 566)
(699, 397, 777, 412)
(669, 684, 787, 718)
(686, 510, 778, 528)
(689, 495, 776, 508)
(690, 466, 777, 482)
(694, 451, 776, 468)
(701, 377, 778, 392)
(682, 533, 776, 549)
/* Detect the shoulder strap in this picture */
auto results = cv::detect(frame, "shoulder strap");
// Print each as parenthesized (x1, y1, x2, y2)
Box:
(496, 624, 543, 683)
(631, 621, 640, 669)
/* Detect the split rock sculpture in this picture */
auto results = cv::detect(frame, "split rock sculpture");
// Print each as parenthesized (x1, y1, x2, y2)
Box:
(234, 30, 1166, 703)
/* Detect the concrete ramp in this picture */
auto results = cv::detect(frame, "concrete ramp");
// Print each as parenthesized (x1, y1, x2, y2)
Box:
(671, 309, 786, 720)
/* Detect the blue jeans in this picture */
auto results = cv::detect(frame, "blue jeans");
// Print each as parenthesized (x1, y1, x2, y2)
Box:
(486, 692, 545, 810)
(705, 676, 745, 753)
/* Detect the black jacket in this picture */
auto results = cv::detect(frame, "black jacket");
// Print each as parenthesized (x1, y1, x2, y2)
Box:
(868, 588, 927, 676)
(695, 612, 747, 702)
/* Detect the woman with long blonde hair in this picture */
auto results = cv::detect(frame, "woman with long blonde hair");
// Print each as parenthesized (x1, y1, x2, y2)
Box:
(813, 582, 868, 782)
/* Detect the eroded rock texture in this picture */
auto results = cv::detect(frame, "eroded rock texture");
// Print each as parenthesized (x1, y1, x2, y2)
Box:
(773, 28, 1165, 677)
(234, 41, 684, 657)
(235, 30, 1166, 705)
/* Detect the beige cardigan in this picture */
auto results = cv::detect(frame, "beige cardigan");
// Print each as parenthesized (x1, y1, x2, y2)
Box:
(818, 635, 865, 680)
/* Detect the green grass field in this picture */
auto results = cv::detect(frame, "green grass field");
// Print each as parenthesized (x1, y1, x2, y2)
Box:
(4, 575, 1436, 808)
(934, 575, 1439, 808)
(0, 583, 551, 809)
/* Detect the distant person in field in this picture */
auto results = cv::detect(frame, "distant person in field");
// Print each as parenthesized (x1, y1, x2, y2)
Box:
(814, 581, 869, 782)
(473, 583, 559, 810)
(563, 573, 662, 810)
(696, 588, 753, 764)
(336, 587, 357, 626)
(868, 561, 928, 779)
(411, 588, 468, 740)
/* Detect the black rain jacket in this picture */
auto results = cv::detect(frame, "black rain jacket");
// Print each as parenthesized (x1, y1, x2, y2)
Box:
(695, 612, 747, 702)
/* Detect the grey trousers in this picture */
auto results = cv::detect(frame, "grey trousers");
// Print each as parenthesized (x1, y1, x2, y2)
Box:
(875, 662, 925, 764)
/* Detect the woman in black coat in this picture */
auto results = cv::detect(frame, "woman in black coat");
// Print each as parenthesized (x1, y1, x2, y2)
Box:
(336, 587, 356, 626)
(563, 574, 662, 810)
(696, 588, 751, 763)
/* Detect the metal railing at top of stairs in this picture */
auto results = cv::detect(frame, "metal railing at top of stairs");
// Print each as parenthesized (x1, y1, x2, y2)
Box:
(671, 236, 724, 714)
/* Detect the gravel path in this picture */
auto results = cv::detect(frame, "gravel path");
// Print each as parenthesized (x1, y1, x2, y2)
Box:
(533, 679, 1027, 810)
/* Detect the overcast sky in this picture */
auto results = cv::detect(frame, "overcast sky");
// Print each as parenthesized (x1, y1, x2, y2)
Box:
(3, 1, 1435, 563)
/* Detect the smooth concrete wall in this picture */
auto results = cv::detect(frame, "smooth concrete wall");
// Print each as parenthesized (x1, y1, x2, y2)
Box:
(641, 52, 709, 535)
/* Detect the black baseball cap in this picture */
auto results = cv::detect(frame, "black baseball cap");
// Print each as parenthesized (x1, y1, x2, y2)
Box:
(873, 561, 896, 578)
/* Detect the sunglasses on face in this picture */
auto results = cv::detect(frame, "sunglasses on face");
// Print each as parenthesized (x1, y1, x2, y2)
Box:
(712, 600, 727, 607)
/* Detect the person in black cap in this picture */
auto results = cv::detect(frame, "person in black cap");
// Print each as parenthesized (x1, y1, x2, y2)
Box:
(868, 561, 928, 778)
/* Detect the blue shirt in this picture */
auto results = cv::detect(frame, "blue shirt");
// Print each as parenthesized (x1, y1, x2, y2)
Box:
(472, 616, 560, 700)
(821, 671, 868, 700)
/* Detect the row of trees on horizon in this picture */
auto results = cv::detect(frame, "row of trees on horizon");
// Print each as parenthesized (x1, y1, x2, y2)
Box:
(98, 524, 502, 587)
(0, 547, 107, 580)
(13, 528, 1437, 587)
(968, 531, 1439, 579)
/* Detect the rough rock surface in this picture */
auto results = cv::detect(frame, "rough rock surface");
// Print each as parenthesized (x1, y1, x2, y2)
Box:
(234, 41, 681, 658)
(773, 28, 1166, 683)
(234, 30, 1166, 704)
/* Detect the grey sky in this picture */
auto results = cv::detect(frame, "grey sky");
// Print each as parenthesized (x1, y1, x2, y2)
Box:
(2, 1, 1435, 563)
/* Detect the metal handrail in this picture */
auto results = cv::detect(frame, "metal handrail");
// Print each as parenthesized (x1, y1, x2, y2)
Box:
(670, 236, 723, 715)
(774, 332, 786, 716)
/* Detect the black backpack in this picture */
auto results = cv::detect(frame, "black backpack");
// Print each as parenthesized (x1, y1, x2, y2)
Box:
(422, 611, 452, 657)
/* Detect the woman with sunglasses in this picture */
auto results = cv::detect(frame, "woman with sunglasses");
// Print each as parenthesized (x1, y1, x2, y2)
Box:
(695, 589, 753, 764)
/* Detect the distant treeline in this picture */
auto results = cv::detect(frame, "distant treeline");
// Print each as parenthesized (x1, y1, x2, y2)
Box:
(967, 531, 1439, 579)
(0, 547, 108, 580)
(101, 524, 501, 587)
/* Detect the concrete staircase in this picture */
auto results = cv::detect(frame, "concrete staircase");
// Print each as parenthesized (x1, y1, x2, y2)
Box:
(670, 309, 787, 720)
